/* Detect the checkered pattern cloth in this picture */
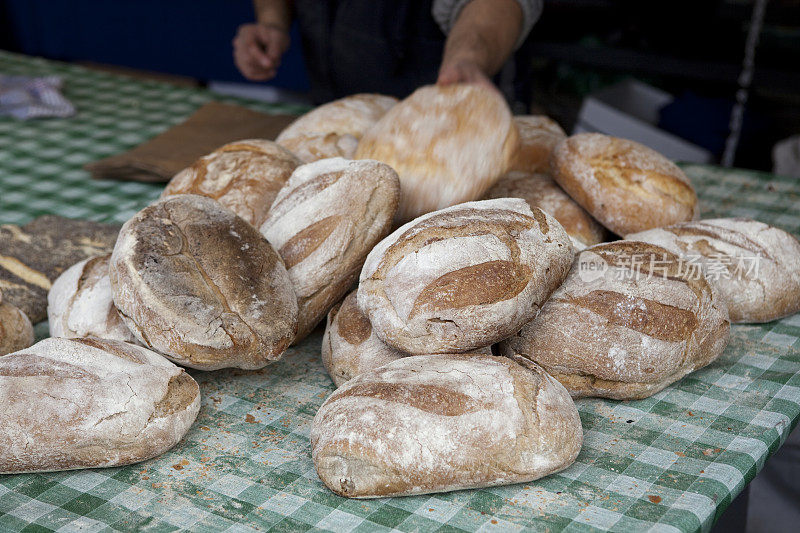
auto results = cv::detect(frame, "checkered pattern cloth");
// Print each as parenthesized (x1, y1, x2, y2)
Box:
(0, 74, 75, 120)
(1, 50, 799, 533)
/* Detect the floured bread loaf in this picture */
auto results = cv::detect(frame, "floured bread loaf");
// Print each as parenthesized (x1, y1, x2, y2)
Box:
(355, 84, 519, 223)
(162, 139, 300, 227)
(626, 218, 800, 323)
(551, 133, 697, 235)
(261, 158, 400, 342)
(48, 255, 138, 343)
(358, 198, 574, 354)
(500, 241, 730, 400)
(484, 171, 605, 249)
(110, 194, 298, 370)
(510, 115, 566, 173)
(0, 299, 33, 356)
(321, 291, 404, 387)
(311, 353, 582, 498)
(0, 337, 200, 473)
(277, 94, 397, 163)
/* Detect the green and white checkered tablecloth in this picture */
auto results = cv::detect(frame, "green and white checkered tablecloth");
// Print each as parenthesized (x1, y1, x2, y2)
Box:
(1, 50, 800, 533)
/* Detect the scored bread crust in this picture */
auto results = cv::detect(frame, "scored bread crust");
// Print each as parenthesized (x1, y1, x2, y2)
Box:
(358, 198, 574, 354)
(354, 84, 519, 223)
(0, 337, 200, 473)
(48, 255, 139, 344)
(510, 115, 566, 173)
(0, 300, 33, 356)
(260, 158, 400, 342)
(626, 218, 800, 323)
(110, 194, 298, 370)
(500, 241, 730, 400)
(311, 353, 582, 498)
(551, 133, 697, 235)
(162, 139, 301, 227)
(484, 170, 605, 249)
(278, 132, 360, 163)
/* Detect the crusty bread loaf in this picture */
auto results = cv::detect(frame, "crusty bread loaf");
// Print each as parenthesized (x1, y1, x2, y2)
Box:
(354, 84, 519, 223)
(0, 337, 200, 473)
(48, 255, 139, 343)
(510, 115, 566, 173)
(484, 171, 605, 249)
(110, 194, 298, 370)
(311, 352, 582, 498)
(500, 241, 730, 400)
(551, 133, 697, 235)
(162, 139, 300, 227)
(626, 218, 800, 323)
(0, 300, 33, 356)
(358, 198, 574, 354)
(276, 94, 398, 163)
(321, 291, 404, 387)
(260, 158, 400, 342)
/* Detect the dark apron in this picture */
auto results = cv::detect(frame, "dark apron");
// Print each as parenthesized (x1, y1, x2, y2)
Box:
(294, 0, 446, 103)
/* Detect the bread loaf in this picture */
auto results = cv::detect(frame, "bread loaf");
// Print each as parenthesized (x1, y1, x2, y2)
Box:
(358, 198, 574, 354)
(484, 171, 605, 249)
(276, 94, 397, 163)
(0, 300, 33, 356)
(311, 353, 582, 498)
(626, 218, 800, 323)
(162, 139, 300, 227)
(260, 158, 400, 342)
(355, 84, 519, 223)
(110, 194, 298, 370)
(0, 337, 200, 473)
(48, 255, 138, 343)
(510, 115, 566, 173)
(551, 133, 697, 235)
(500, 241, 730, 399)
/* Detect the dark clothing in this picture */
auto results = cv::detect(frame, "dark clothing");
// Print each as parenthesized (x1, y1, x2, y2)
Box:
(294, 0, 446, 103)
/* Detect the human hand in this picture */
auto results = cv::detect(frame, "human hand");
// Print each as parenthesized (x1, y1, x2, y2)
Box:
(437, 58, 495, 90)
(233, 23, 290, 81)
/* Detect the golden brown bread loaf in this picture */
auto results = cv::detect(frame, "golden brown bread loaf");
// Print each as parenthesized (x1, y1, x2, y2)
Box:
(625, 218, 800, 323)
(0, 337, 200, 473)
(0, 299, 33, 356)
(162, 139, 300, 227)
(500, 241, 730, 400)
(110, 194, 298, 370)
(551, 133, 697, 235)
(311, 352, 582, 498)
(358, 198, 574, 354)
(48, 255, 139, 344)
(260, 158, 400, 342)
(483, 170, 605, 249)
(510, 115, 566, 173)
(354, 84, 519, 223)
(276, 94, 398, 163)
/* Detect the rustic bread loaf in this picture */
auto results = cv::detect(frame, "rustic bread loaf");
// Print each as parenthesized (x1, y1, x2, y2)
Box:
(500, 241, 730, 400)
(260, 158, 400, 342)
(0, 300, 33, 356)
(354, 84, 519, 223)
(276, 94, 397, 163)
(484, 170, 605, 249)
(311, 352, 582, 498)
(321, 291, 404, 387)
(551, 133, 697, 235)
(510, 115, 566, 173)
(162, 139, 300, 227)
(626, 218, 800, 323)
(358, 198, 574, 354)
(110, 194, 298, 370)
(0, 337, 200, 473)
(48, 255, 139, 343)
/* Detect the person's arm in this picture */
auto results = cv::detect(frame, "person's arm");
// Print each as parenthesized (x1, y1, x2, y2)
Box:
(233, 0, 293, 81)
(436, 0, 525, 87)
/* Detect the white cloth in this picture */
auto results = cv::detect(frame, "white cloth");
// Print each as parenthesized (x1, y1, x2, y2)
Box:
(772, 135, 800, 178)
(431, 0, 543, 49)
(0, 75, 75, 120)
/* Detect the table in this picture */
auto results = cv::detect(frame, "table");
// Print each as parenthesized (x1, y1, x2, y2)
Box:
(1, 50, 800, 533)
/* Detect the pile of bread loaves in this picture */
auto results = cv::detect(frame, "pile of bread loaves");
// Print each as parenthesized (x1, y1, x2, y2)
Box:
(2, 85, 800, 501)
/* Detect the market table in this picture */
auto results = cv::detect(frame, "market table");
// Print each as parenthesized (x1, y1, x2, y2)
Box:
(1, 50, 800, 533)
